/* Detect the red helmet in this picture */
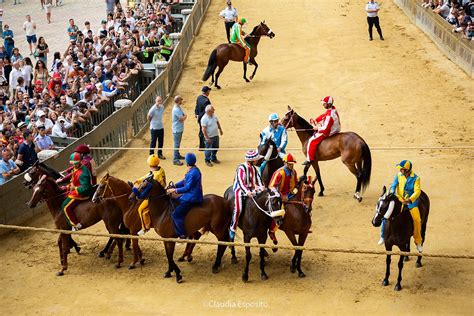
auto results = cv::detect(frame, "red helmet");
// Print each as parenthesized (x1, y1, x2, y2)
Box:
(283, 153, 296, 163)
(321, 96, 334, 105)
(69, 152, 82, 165)
(74, 144, 90, 154)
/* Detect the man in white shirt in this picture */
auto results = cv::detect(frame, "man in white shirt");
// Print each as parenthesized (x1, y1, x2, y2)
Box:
(23, 15, 37, 55)
(35, 110, 54, 134)
(365, 1, 384, 41)
(51, 116, 70, 138)
(9, 61, 23, 96)
(219, 0, 238, 43)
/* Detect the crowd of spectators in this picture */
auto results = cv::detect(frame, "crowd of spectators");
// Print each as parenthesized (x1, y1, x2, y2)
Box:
(422, 0, 474, 40)
(0, 0, 183, 184)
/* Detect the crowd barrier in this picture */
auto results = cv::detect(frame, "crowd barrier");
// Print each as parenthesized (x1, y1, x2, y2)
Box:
(0, 0, 211, 228)
(394, 0, 473, 77)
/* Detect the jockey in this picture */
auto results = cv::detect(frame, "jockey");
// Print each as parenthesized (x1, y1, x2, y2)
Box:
(268, 153, 298, 245)
(229, 150, 265, 241)
(379, 160, 423, 253)
(166, 153, 203, 239)
(230, 17, 250, 63)
(302, 96, 341, 166)
(259, 113, 288, 174)
(58, 144, 97, 185)
(61, 153, 93, 231)
(132, 155, 166, 236)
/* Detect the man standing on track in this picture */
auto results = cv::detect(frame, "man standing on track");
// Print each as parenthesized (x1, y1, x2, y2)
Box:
(195, 86, 211, 151)
(219, 0, 238, 43)
(365, 0, 384, 41)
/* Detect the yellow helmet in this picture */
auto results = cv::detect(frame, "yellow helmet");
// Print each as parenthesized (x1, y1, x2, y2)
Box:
(147, 154, 160, 167)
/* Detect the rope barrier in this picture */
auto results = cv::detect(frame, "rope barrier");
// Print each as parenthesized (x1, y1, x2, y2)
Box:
(0, 224, 472, 260)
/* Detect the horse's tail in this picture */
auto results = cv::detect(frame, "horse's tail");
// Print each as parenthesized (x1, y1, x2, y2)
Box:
(420, 191, 430, 244)
(360, 141, 372, 192)
(202, 49, 218, 81)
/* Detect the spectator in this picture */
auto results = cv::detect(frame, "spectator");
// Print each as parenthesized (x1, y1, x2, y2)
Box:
(45, 0, 53, 24)
(0, 9, 3, 34)
(67, 19, 79, 42)
(220, 1, 238, 43)
(171, 95, 186, 166)
(2, 24, 14, 57)
(36, 110, 54, 134)
(33, 59, 49, 91)
(23, 15, 37, 56)
(434, 0, 450, 19)
(51, 116, 69, 138)
(160, 30, 174, 61)
(148, 95, 166, 159)
(16, 130, 38, 172)
(34, 125, 55, 150)
(22, 57, 33, 96)
(35, 37, 49, 66)
(366, 0, 384, 41)
(9, 61, 22, 96)
(195, 86, 211, 150)
(201, 104, 223, 167)
(0, 148, 20, 185)
(11, 48, 23, 63)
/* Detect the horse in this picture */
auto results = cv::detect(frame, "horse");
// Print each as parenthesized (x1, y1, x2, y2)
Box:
(281, 106, 372, 201)
(224, 186, 283, 282)
(27, 175, 126, 275)
(202, 21, 275, 89)
(279, 176, 316, 277)
(257, 136, 284, 186)
(131, 176, 233, 283)
(371, 186, 430, 291)
(24, 162, 130, 257)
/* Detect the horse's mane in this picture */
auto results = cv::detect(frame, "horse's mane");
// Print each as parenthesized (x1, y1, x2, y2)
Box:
(38, 162, 62, 180)
(250, 24, 260, 36)
(296, 114, 313, 136)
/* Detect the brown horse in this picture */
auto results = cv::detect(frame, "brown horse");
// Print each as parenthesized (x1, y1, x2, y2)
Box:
(281, 106, 372, 201)
(131, 175, 232, 283)
(202, 21, 275, 89)
(27, 175, 126, 275)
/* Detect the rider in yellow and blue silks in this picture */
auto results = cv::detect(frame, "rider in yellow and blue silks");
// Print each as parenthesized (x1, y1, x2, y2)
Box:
(379, 160, 423, 253)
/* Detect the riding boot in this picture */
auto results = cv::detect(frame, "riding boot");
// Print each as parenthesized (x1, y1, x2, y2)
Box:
(302, 160, 312, 166)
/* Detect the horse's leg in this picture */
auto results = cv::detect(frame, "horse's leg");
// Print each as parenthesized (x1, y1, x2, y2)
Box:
(404, 243, 410, 262)
(57, 235, 64, 272)
(128, 239, 139, 269)
(114, 237, 124, 269)
(121, 225, 131, 251)
(164, 241, 182, 283)
(57, 234, 69, 276)
(258, 235, 269, 280)
(178, 231, 201, 262)
(242, 235, 251, 282)
(230, 246, 238, 264)
(99, 237, 114, 258)
(343, 161, 363, 202)
(212, 243, 227, 274)
(105, 239, 116, 260)
(382, 245, 392, 286)
(68, 236, 81, 254)
(243, 62, 249, 82)
(284, 231, 299, 273)
(296, 233, 308, 278)
(249, 58, 258, 80)
(394, 254, 405, 291)
(312, 161, 325, 196)
(215, 62, 228, 90)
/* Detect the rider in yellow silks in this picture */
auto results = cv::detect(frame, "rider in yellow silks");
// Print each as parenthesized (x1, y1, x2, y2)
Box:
(230, 17, 250, 63)
(133, 155, 166, 235)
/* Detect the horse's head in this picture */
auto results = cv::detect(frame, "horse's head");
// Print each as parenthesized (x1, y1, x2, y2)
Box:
(258, 21, 275, 39)
(257, 135, 278, 163)
(23, 161, 41, 189)
(372, 186, 398, 227)
(92, 171, 111, 203)
(300, 176, 316, 213)
(281, 105, 297, 129)
(256, 188, 282, 215)
(27, 175, 55, 208)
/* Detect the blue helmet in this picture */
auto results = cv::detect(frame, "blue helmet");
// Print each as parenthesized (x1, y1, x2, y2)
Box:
(396, 160, 412, 171)
(268, 113, 279, 122)
(185, 153, 197, 166)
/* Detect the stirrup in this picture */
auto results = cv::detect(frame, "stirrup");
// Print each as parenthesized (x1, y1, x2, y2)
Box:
(302, 160, 312, 166)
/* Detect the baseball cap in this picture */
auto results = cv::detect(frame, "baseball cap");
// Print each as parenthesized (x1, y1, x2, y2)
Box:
(37, 110, 45, 117)
(201, 86, 211, 93)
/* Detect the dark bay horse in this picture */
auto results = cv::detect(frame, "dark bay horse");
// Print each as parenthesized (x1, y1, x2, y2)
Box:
(281, 106, 372, 201)
(132, 176, 232, 283)
(224, 186, 282, 282)
(27, 175, 126, 275)
(202, 21, 275, 89)
(372, 186, 430, 291)
(257, 137, 283, 186)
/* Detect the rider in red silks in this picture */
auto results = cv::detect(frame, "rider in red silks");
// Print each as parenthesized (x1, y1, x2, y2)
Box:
(302, 96, 341, 166)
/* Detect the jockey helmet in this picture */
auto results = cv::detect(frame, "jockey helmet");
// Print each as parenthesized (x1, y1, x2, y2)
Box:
(396, 160, 412, 171)
(283, 153, 296, 163)
(185, 153, 197, 166)
(321, 96, 334, 105)
(69, 152, 82, 165)
(147, 154, 160, 167)
(240, 18, 247, 24)
(74, 144, 91, 155)
(245, 150, 261, 161)
(268, 113, 279, 122)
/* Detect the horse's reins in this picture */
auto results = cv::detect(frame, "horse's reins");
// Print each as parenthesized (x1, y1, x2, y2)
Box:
(245, 28, 273, 38)
(95, 179, 130, 201)
(250, 191, 280, 218)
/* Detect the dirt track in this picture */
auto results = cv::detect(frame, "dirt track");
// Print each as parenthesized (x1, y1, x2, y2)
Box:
(1, 0, 473, 314)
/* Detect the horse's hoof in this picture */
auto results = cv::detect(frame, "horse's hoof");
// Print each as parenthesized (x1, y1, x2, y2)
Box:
(176, 275, 183, 283)
(56, 271, 64, 277)
(242, 274, 249, 282)
(318, 192, 324, 197)
(105, 255, 111, 260)
(114, 264, 121, 269)
(128, 264, 136, 270)
(262, 249, 269, 257)
(290, 265, 296, 273)
(261, 273, 268, 281)
(382, 279, 389, 286)
(357, 197, 363, 202)
(250, 75, 254, 80)
(75, 247, 81, 254)
(139, 259, 145, 265)
(212, 266, 219, 274)
(416, 262, 422, 268)
(394, 284, 402, 291)
(298, 271, 306, 278)
(178, 256, 185, 262)
(404, 256, 409, 262)
(126, 247, 131, 251)
(164, 271, 172, 278)
(98, 252, 105, 258)
(187, 255, 193, 263)
(231, 257, 238, 265)
(216, 85, 221, 90)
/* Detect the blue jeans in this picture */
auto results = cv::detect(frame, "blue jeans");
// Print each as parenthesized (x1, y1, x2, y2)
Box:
(150, 128, 164, 156)
(172, 201, 196, 236)
(381, 219, 387, 239)
(204, 136, 219, 162)
(173, 131, 183, 161)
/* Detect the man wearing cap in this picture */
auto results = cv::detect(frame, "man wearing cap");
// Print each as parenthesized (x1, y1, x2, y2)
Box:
(132, 154, 167, 235)
(220, 1, 238, 43)
(16, 130, 38, 172)
(303, 96, 341, 168)
(61, 152, 93, 231)
(260, 112, 288, 173)
(148, 95, 166, 159)
(230, 18, 250, 64)
(34, 125, 55, 151)
(229, 150, 265, 240)
(195, 86, 212, 150)
(35, 110, 54, 134)
(166, 153, 203, 239)
(160, 30, 174, 61)
(0, 148, 20, 185)
(378, 160, 423, 253)
(52, 116, 69, 138)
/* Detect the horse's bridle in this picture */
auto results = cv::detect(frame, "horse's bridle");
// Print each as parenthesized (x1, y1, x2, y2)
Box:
(283, 110, 294, 129)
(93, 177, 129, 202)
(245, 25, 273, 38)
(250, 189, 281, 217)
(261, 141, 279, 162)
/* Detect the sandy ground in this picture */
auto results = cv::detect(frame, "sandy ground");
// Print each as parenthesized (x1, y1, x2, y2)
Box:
(1, 0, 473, 314)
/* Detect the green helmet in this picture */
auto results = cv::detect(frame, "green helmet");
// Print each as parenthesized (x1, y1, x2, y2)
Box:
(70, 152, 81, 165)
(240, 18, 247, 24)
